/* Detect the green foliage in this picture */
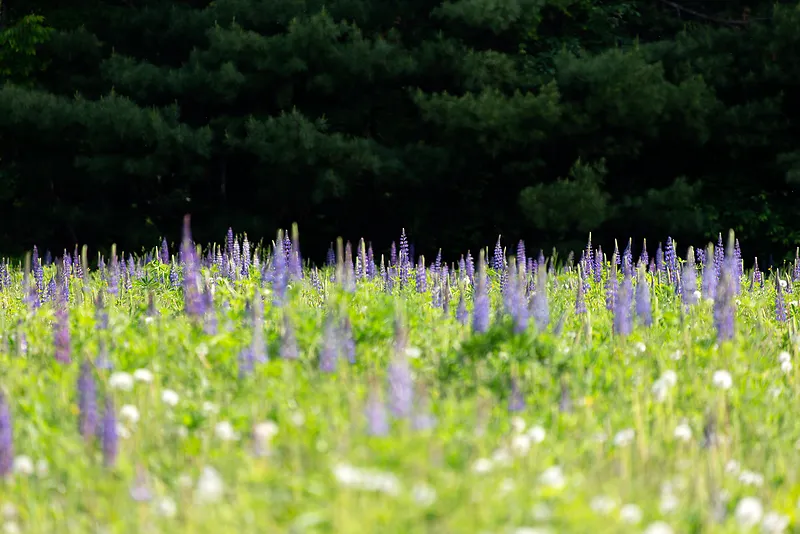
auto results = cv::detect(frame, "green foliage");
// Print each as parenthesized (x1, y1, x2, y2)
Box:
(0, 14, 53, 84)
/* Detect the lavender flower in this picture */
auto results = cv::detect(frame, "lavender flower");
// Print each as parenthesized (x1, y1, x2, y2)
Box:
(416, 257, 427, 293)
(456, 293, 469, 325)
(272, 233, 289, 305)
(493, 236, 504, 272)
(465, 251, 475, 284)
(702, 244, 717, 300)
(78, 360, 98, 440)
(160, 238, 170, 264)
(681, 255, 698, 307)
(613, 272, 633, 337)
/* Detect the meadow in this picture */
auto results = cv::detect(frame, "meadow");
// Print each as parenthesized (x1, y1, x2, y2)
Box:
(0, 219, 795, 534)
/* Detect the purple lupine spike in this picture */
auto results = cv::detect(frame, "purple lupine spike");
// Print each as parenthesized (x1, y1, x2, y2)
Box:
(702, 244, 717, 300)
(398, 231, 410, 288)
(225, 228, 234, 258)
(441, 265, 451, 313)
(101, 397, 118, 467)
(343, 242, 356, 293)
(160, 238, 170, 264)
(492, 236, 504, 272)
(411, 386, 437, 431)
(340, 316, 356, 364)
(169, 260, 180, 288)
(366, 243, 376, 278)
(365, 385, 389, 437)
(242, 234, 251, 277)
(794, 250, 800, 282)
(605, 266, 618, 311)
(251, 291, 267, 364)
(696, 248, 706, 269)
(612, 240, 621, 267)
(319, 314, 339, 373)
(456, 293, 468, 324)
(465, 251, 475, 285)
(0, 392, 12, 477)
(714, 233, 724, 274)
(665, 237, 677, 279)
(655, 244, 664, 274)
(433, 249, 442, 276)
(390, 242, 397, 266)
(472, 251, 490, 333)
(54, 292, 72, 364)
(272, 235, 289, 305)
(108, 253, 119, 296)
(508, 377, 526, 413)
(310, 267, 323, 296)
(78, 360, 98, 440)
(231, 237, 241, 279)
(713, 255, 736, 342)
(584, 236, 594, 281)
(517, 240, 526, 273)
(681, 256, 698, 307)
(776, 272, 788, 323)
(734, 239, 743, 279)
(280, 315, 299, 360)
(623, 239, 633, 276)
(431, 272, 442, 309)
(73, 247, 83, 279)
(399, 229, 409, 265)
(594, 247, 603, 284)
(238, 347, 255, 379)
(326, 244, 336, 268)
(181, 215, 206, 318)
(531, 265, 549, 331)
(613, 272, 633, 336)
(387, 345, 413, 419)
(96, 339, 112, 370)
(635, 269, 652, 326)
(639, 239, 649, 268)
(753, 258, 762, 289)
(575, 275, 587, 315)
(289, 225, 303, 280)
(415, 257, 427, 293)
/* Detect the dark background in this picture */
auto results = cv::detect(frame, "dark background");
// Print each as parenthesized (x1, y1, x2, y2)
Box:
(1, 0, 799, 265)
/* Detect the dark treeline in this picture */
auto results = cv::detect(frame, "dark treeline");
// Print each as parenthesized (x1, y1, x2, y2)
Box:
(1, 0, 799, 263)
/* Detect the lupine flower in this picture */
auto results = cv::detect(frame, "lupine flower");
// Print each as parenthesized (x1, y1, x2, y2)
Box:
(340, 316, 356, 364)
(613, 272, 633, 337)
(575, 275, 587, 315)
(238, 347, 255, 379)
(343, 241, 356, 293)
(594, 246, 603, 284)
(130, 465, 153, 502)
(181, 216, 205, 318)
(635, 269, 652, 327)
(493, 236, 504, 272)
(319, 314, 339, 373)
(272, 233, 289, 305)
(508, 377, 526, 412)
(665, 237, 677, 280)
(416, 257, 427, 293)
(472, 251, 490, 333)
(280, 315, 299, 360)
(101, 397, 118, 467)
(681, 254, 698, 307)
(53, 295, 71, 365)
(776, 272, 787, 323)
(387, 327, 413, 418)
(702, 244, 717, 300)
(390, 242, 397, 266)
(655, 244, 664, 274)
(78, 360, 97, 440)
(531, 265, 549, 331)
(465, 251, 475, 284)
(714, 257, 736, 342)
(456, 292, 469, 324)
(0, 393, 13, 477)
(365, 384, 389, 437)
(605, 267, 618, 311)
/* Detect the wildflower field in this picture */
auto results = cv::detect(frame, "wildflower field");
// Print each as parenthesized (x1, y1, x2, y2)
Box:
(0, 219, 797, 534)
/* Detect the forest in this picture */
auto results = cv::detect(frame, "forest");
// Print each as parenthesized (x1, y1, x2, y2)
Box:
(1, 0, 798, 262)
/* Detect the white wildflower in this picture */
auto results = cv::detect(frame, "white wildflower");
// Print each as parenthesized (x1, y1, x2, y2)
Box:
(161, 389, 180, 407)
(195, 466, 224, 503)
(511, 434, 532, 455)
(779, 351, 792, 364)
(712, 370, 733, 390)
(499, 478, 516, 494)
(762, 511, 789, 534)
(769, 386, 783, 398)
(660, 492, 679, 514)
(177, 473, 193, 489)
(133, 369, 154, 383)
(331, 463, 400, 495)
(530, 503, 552, 521)
(781, 361, 793, 374)
(411, 483, 437, 506)
(661, 370, 678, 387)
(652, 379, 669, 403)
(195, 344, 209, 358)
(35, 459, 48, 477)
(511, 416, 526, 434)
(590, 495, 617, 515)
(670, 350, 683, 361)
(735, 497, 764, 529)
(693, 290, 702, 301)
(619, 503, 643, 524)
(643, 521, 674, 534)
(1, 504, 15, 521)
(725, 460, 741, 475)
(253, 421, 279, 442)
(4, 522, 20, 534)
(116, 423, 131, 440)
(119, 404, 140, 424)
(780, 280, 788, 289)
(155, 496, 177, 518)
(12, 456, 33, 476)
(109, 372, 134, 391)
(635, 342, 647, 353)
(739, 470, 764, 487)
(527, 425, 546, 443)
(201, 401, 218, 414)
(674, 422, 692, 442)
(472, 458, 493, 474)
(290, 412, 305, 427)
(539, 466, 566, 490)
(613, 428, 635, 447)
(491, 447, 512, 466)
(214, 421, 238, 441)
(405, 346, 422, 359)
